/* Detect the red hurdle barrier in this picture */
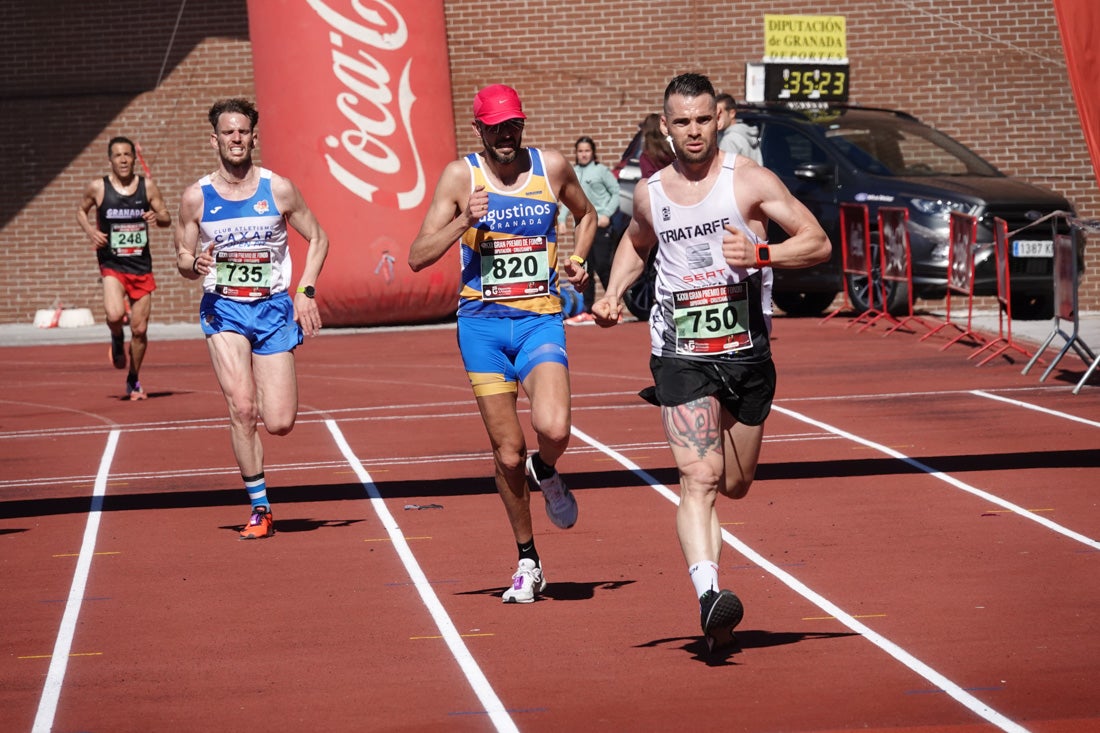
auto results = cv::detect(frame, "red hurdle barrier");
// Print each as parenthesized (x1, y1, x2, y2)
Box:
(823, 203, 882, 327)
(921, 212, 988, 351)
(874, 207, 931, 336)
(968, 217, 1035, 366)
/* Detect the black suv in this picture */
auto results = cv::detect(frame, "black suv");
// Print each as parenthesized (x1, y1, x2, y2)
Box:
(613, 104, 1073, 319)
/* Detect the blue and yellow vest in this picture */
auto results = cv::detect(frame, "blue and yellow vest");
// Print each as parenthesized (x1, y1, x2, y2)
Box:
(458, 148, 562, 317)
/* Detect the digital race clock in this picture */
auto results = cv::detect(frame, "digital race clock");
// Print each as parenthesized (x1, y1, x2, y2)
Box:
(763, 63, 850, 103)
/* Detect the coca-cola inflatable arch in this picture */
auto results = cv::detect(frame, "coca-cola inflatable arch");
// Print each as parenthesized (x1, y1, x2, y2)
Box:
(247, 0, 459, 326)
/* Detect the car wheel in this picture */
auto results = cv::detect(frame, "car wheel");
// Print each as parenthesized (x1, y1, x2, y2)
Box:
(1010, 292, 1053, 320)
(772, 290, 838, 317)
(845, 273, 909, 316)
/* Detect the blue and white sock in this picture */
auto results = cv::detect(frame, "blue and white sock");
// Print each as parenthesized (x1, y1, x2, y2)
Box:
(243, 473, 268, 512)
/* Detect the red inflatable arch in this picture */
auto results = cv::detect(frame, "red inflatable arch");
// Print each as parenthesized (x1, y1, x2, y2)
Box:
(246, 0, 459, 326)
(1055, 0, 1100, 195)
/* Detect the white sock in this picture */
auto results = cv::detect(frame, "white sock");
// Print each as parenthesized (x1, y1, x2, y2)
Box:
(689, 561, 719, 599)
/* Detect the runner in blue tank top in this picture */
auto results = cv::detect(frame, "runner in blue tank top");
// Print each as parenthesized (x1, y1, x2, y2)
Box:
(409, 84, 596, 603)
(594, 74, 831, 652)
(175, 98, 330, 541)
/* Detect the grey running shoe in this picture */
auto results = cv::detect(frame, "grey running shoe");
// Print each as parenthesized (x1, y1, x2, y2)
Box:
(501, 558, 546, 603)
(700, 589, 744, 652)
(525, 453, 578, 529)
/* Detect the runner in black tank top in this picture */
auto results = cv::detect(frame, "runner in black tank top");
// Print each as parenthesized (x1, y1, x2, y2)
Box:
(77, 136, 171, 399)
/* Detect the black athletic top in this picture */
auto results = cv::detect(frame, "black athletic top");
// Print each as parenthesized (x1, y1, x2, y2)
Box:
(95, 176, 153, 274)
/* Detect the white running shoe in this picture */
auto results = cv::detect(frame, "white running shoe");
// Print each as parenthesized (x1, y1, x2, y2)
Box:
(501, 559, 546, 603)
(525, 453, 578, 529)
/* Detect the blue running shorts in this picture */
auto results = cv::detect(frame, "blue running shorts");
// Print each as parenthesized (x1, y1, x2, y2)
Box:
(199, 291, 303, 355)
(457, 314, 568, 397)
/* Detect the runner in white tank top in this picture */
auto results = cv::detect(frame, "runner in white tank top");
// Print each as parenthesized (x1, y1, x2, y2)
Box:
(591, 73, 831, 654)
(646, 158, 770, 362)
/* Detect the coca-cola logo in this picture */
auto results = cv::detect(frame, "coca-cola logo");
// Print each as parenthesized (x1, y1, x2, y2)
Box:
(306, 0, 426, 210)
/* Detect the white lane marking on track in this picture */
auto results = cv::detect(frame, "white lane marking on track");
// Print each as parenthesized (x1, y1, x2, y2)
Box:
(970, 389, 1100, 428)
(324, 420, 519, 733)
(570, 424, 1030, 733)
(32, 429, 119, 733)
(0, 432, 835, 491)
(772, 405, 1099, 551)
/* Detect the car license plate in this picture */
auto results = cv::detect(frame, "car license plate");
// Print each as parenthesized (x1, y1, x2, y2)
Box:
(1011, 240, 1053, 257)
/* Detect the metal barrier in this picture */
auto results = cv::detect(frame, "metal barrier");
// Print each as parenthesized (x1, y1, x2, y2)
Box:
(876, 206, 934, 337)
(1022, 214, 1097, 392)
(968, 217, 1036, 366)
(822, 203, 883, 328)
(921, 212, 988, 351)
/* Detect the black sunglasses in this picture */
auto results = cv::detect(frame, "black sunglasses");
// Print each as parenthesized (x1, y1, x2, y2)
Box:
(479, 119, 525, 135)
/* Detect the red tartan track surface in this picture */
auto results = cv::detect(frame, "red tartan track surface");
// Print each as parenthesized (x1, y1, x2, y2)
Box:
(1, 314, 1097, 733)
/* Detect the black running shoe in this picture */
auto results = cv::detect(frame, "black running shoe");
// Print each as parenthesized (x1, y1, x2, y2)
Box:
(109, 334, 126, 369)
(700, 589, 744, 652)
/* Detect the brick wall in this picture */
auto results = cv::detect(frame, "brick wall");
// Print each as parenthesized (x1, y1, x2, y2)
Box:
(1, 0, 1095, 325)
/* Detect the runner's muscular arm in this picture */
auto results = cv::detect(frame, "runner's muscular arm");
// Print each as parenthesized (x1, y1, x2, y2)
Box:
(408, 159, 479, 272)
(77, 178, 108, 247)
(143, 179, 172, 228)
(174, 183, 208, 280)
(272, 173, 329, 337)
(722, 164, 830, 269)
(272, 174, 329, 292)
(593, 181, 658, 327)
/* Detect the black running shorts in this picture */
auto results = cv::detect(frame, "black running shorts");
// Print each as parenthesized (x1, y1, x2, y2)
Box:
(643, 355, 777, 426)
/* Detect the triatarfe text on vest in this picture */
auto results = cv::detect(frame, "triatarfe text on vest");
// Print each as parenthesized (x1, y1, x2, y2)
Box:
(658, 217, 732, 244)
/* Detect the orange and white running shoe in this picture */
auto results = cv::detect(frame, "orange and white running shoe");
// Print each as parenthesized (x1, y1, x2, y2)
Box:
(240, 506, 275, 540)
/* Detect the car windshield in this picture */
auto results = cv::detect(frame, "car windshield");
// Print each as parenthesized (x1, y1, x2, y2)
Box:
(822, 116, 1001, 177)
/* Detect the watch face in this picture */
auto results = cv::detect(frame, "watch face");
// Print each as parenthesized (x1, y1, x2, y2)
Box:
(301, 286, 315, 298)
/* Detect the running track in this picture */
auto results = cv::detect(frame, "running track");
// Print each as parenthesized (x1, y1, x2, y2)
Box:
(1, 315, 1097, 732)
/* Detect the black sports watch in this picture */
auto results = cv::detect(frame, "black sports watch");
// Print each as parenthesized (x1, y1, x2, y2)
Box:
(297, 285, 316, 299)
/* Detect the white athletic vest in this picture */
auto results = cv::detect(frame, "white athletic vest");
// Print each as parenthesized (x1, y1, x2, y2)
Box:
(647, 160, 770, 361)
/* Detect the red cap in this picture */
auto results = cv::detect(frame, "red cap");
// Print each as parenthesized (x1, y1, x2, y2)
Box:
(473, 84, 526, 125)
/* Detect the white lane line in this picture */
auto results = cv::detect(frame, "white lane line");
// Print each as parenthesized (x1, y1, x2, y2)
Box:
(772, 406, 1099, 551)
(0, 431, 833, 492)
(971, 389, 1100, 428)
(324, 420, 518, 733)
(570, 424, 1030, 733)
(32, 429, 120, 733)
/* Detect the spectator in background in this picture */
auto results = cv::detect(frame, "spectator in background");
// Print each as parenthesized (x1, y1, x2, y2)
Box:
(77, 135, 172, 401)
(717, 93, 770, 330)
(561, 136, 620, 325)
(639, 113, 675, 178)
(717, 93, 762, 164)
(715, 93, 736, 144)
